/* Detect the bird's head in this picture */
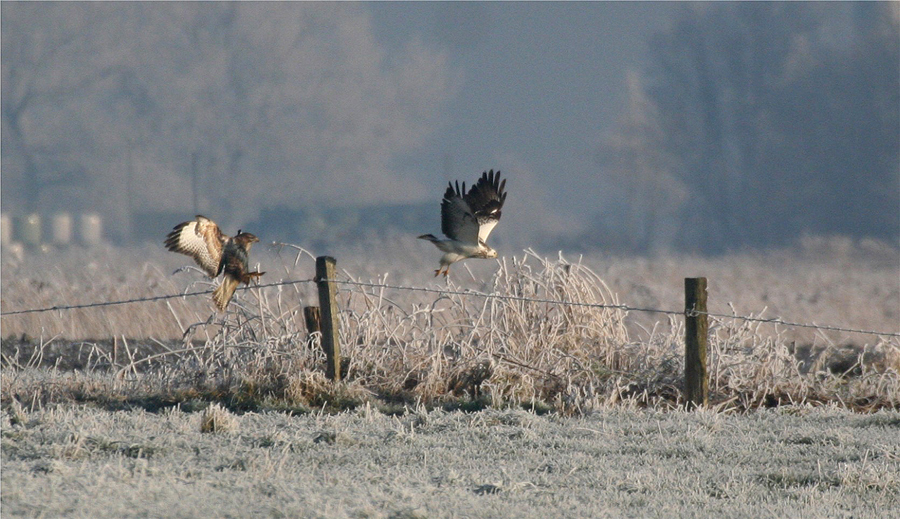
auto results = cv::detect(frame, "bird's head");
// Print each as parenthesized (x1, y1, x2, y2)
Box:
(476, 238, 498, 259)
(234, 231, 260, 248)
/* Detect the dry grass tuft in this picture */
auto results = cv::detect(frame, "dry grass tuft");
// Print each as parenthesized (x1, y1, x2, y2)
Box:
(199, 402, 238, 434)
(284, 371, 372, 412)
(6, 397, 28, 426)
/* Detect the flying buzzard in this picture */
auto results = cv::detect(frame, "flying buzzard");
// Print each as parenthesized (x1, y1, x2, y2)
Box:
(418, 169, 507, 277)
(164, 215, 265, 311)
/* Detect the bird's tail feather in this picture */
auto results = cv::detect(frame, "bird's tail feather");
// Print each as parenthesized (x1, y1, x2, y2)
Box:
(213, 277, 240, 312)
(418, 234, 438, 242)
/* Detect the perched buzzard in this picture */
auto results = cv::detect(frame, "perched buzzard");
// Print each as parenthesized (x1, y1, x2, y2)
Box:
(164, 215, 265, 311)
(418, 169, 507, 277)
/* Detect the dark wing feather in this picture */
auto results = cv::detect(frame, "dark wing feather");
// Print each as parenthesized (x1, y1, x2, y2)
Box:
(219, 240, 249, 279)
(463, 170, 506, 243)
(212, 233, 263, 311)
(440, 182, 480, 243)
(164, 215, 226, 278)
(222, 231, 264, 280)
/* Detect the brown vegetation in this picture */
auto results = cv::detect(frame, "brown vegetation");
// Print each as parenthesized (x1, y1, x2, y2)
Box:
(2, 240, 898, 415)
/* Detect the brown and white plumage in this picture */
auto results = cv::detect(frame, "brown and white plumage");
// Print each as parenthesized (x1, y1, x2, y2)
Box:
(418, 169, 507, 277)
(165, 215, 264, 311)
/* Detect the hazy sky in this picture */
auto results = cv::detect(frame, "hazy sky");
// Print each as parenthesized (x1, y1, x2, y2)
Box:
(2, 2, 674, 244)
(367, 3, 673, 235)
(370, 3, 671, 168)
(6, 3, 892, 250)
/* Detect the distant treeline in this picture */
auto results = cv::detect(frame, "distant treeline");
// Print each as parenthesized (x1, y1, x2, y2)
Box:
(595, 3, 898, 253)
(2, 3, 897, 253)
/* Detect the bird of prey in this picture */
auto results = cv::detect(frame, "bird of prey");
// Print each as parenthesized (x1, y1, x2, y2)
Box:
(418, 169, 507, 277)
(164, 215, 265, 311)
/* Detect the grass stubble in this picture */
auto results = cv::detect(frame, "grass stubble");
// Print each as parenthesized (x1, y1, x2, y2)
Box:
(1, 237, 898, 516)
(2, 402, 898, 517)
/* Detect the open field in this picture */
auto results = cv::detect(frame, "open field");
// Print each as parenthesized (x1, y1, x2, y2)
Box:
(2, 403, 899, 517)
(3, 235, 898, 344)
(2, 236, 898, 413)
(1, 237, 899, 515)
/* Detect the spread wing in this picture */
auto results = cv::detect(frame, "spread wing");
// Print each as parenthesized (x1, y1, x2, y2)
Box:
(464, 169, 506, 244)
(164, 215, 226, 278)
(440, 181, 480, 244)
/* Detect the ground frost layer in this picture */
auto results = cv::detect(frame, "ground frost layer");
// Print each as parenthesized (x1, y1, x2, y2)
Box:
(2, 405, 898, 518)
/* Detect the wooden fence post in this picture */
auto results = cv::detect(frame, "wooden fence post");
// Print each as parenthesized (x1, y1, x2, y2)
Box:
(684, 277, 708, 410)
(303, 306, 321, 347)
(315, 256, 341, 381)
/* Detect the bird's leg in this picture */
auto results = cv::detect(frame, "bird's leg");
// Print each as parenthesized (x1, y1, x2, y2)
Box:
(241, 272, 265, 285)
(442, 266, 450, 277)
(434, 268, 441, 277)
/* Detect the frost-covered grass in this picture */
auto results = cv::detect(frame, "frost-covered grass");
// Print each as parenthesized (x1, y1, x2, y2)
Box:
(2, 403, 899, 517)
(1, 238, 898, 516)
(1, 237, 898, 413)
(4, 235, 896, 344)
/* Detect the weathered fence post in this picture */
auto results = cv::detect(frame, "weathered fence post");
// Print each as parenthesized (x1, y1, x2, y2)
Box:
(684, 277, 708, 410)
(315, 256, 341, 381)
(303, 306, 321, 335)
(303, 305, 321, 348)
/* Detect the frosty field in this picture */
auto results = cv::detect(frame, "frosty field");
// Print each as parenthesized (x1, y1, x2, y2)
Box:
(1, 238, 899, 516)
(3, 403, 899, 518)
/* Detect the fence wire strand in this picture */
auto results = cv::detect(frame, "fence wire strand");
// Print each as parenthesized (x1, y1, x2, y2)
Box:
(0, 278, 316, 317)
(328, 279, 899, 338)
(327, 279, 684, 317)
(690, 310, 900, 337)
(2, 276, 898, 338)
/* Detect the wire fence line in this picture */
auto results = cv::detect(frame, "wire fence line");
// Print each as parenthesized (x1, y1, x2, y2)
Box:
(328, 279, 900, 338)
(688, 311, 900, 338)
(2, 276, 898, 338)
(0, 278, 317, 317)
(328, 279, 684, 316)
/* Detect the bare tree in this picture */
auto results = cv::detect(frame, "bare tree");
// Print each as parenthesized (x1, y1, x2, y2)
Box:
(603, 3, 898, 253)
(2, 3, 455, 241)
(2, 4, 129, 213)
(597, 70, 687, 252)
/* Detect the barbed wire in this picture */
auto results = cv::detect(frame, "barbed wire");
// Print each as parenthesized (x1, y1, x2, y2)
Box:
(328, 279, 900, 338)
(692, 310, 900, 338)
(0, 278, 316, 317)
(327, 278, 684, 316)
(2, 275, 898, 338)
